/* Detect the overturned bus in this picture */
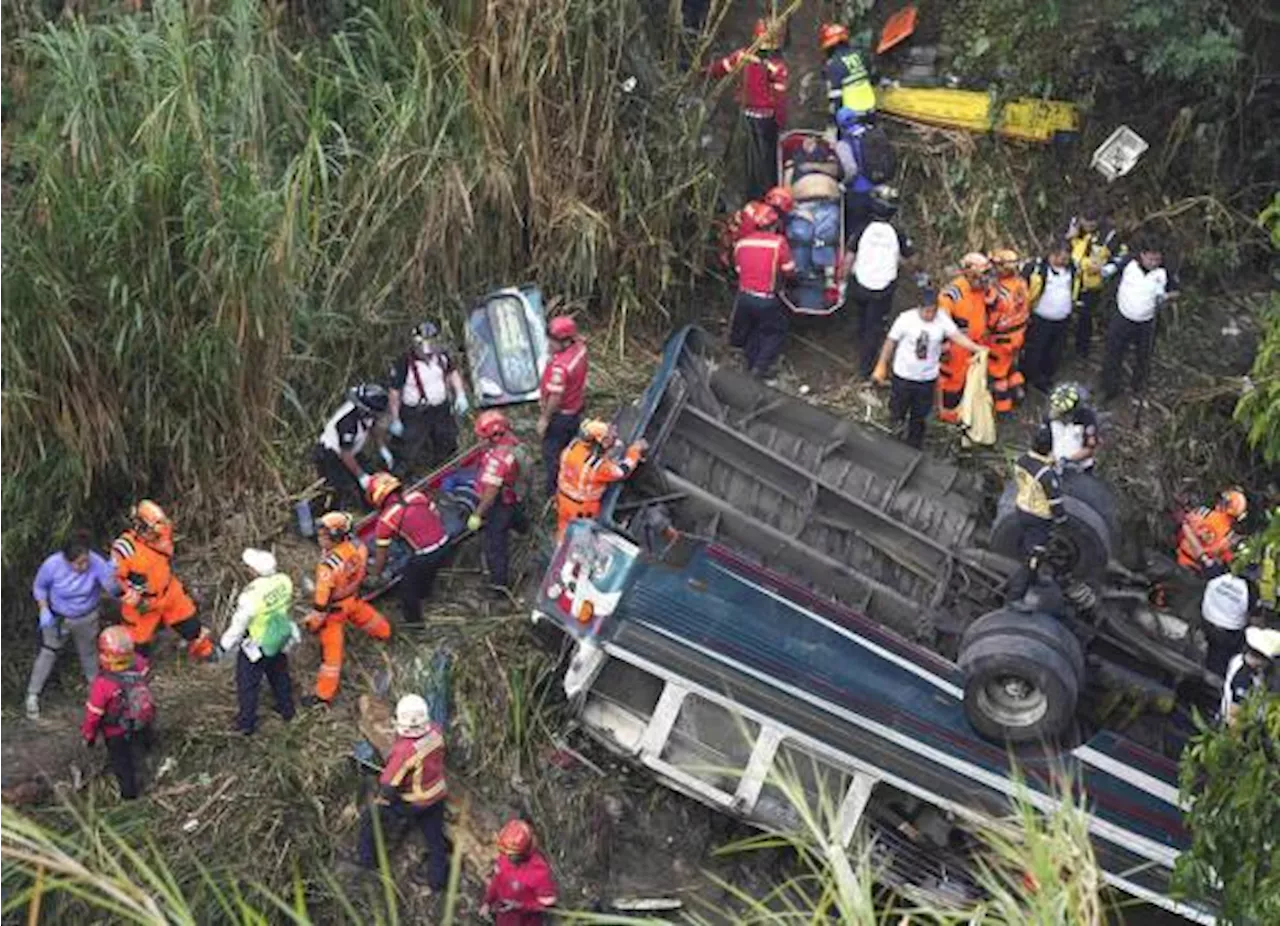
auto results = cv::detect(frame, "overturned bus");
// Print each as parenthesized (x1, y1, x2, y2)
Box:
(532, 327, 1219, 921)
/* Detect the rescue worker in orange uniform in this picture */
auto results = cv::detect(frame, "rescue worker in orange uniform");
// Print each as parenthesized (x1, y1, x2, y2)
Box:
(301, 512, 391, 705)
(111, 501, 216, 662)
(556, 420, 648, 541)
(1178, 488, 1247, 574)
(985, 248, 1030, 415)
(937, 253, 994, 423)
(707, 19, 789, 201)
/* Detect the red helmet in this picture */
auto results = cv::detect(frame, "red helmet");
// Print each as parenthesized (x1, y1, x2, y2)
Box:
(753, 204, 780, 230)
(819, 23, 849, 51)
(547, 316, 578, 341)
(496, 819, 535, 858)
(764, 186, 794, 215)
(474, 409, 511, 440)
(752, 18, 778, 50)
(98, 625, 134, 671)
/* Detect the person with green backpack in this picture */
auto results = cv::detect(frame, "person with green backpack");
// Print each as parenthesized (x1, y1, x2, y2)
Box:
(221, 548, 299, 735)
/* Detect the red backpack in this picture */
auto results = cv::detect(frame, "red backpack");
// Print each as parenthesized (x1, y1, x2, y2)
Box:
(105, 668, 156, 733)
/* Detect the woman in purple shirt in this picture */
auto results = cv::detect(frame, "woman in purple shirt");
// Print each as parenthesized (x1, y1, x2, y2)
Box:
(26, 530, 118, 720)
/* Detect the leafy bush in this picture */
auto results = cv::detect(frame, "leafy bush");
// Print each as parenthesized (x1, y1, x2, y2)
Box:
(1234, 295, 1280, 464)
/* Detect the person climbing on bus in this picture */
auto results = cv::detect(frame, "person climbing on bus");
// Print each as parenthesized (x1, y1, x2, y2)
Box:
(556, 420, 648, 541)
(706, 18, 789, 201)
(481, 818, 559, 925)
(1008, 425, 1067, 600)
(111, 501, 216, 664)
(1045, 382, 1100, 472)
(937, 253, 993, 423)
(1177, 487, 1247, 574)
(985, 248, 1029, 415)
(300, 512, 391, 706)
(819, 23, 876, 120)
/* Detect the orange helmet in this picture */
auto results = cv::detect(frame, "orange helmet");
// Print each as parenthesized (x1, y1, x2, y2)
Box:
(318, 511, 353, 539)
(474, 409, 511, 440)
(990, 248, 1019, 267)
(580, 419, 614, 445)
(764, 186, 794, 215)
(547, 316, 578, 341)
(496, 819, 535, 858)
(98, 625, 134, 671)
(819, 23, 849, 51)
(960, 252, 992, 275)
(1218, 488, 1247, 521)
(752, 18, 778, 50)
(366, 472, 402, 508)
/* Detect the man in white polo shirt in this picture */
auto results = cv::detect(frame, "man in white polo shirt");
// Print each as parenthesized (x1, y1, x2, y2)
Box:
(872, 291, 985, 448)
(1021, 241, 1076, 394)
(1101, 243, 1179, 401)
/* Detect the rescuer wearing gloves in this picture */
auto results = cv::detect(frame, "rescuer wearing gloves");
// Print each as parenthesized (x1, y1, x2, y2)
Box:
(481, 819, 559, 925)
(111, 501, 217, 663)
(1008, 426, 1067, 600)
(356, 694, 450, 889)
(468, 411, 526, 597)
(1220, 626, 1280, 726)
(26, 530, 119, 720)
(220, 548, 298, 734)
(1177, 488, 1247, 574)
(365, 473, 450, 625)
(300, 512, 391, 706)
(314, 383, 394, 512)
(387, 321, 470, 469)
(556, 420, 648, 541)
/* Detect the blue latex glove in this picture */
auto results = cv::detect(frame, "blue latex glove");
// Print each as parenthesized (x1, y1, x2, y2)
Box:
(388, 418, 405, 438)
(38, 606, 56, 630)
(466, 514, 483, 532)
(379, 446, 395, 469)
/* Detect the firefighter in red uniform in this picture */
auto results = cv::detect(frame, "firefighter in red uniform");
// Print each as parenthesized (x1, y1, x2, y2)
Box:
(365, 473, 450, 625)
(481, 819, 559, 925)
(556, 420, 647, 541)
(937, 253, 994, 422)
(468, 411, 525, 596)
(356, 694, 449, 889)
(707, 19, 789, 201)
(718, 199, 769, 268)
(986, 248, 1030, 415)
(536, 316, 589, 498)
(730, 204, 796, 380)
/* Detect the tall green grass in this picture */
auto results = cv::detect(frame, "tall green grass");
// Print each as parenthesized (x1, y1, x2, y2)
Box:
(0, 0, 721, 642)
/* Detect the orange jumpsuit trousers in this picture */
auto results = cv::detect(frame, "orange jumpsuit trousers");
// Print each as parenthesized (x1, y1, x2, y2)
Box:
(937, 278, 990, 422)
(313, 597, 391, 702)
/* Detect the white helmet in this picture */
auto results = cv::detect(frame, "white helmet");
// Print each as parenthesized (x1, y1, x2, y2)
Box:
(1245, 627, 1280, 661)
(241, 548, 277, 577)
(394, 694, 431, 738)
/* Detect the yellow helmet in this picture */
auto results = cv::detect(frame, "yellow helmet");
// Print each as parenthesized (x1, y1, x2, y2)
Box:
(580, 419, 613, 445)
(318, 511, 353, 539)
(366, 472, 402, 508)
(132, 500, 169, 533)
(990, 248, 1019, 267)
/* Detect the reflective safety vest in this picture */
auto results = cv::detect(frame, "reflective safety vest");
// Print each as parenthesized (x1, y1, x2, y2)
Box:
(1014, 451, 1063, 521)
(1177, 508, 1236, 569)
(557, 438, 643, 505)
(315, 540, 367, 608)
(826, 46, 876, 113)
(380, 726, 447, 807)
(243, 573, 295, 656)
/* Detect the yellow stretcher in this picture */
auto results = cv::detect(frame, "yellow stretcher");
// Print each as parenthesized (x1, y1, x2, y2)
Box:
(875, 86, 1081, 143)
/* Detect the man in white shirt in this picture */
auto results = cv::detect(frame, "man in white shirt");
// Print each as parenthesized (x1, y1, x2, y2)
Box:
(872, 293, 985, 448)
(388, 321, 470, 468)
(1021, 242, 1076, 394)
(846, 186, 914, 375)
(1101, 244, 1179, 401)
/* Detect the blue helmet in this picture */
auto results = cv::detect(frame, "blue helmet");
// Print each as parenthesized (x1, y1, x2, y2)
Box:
(835, 107, 860, 134)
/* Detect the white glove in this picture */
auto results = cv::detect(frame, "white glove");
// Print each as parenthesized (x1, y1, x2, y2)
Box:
(379, 446, 395, 469)
(288, 623, 302, 650)
(452, 391, 470, 416)
(388, 418, 405, 438)
(358, 472, 372, 490)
